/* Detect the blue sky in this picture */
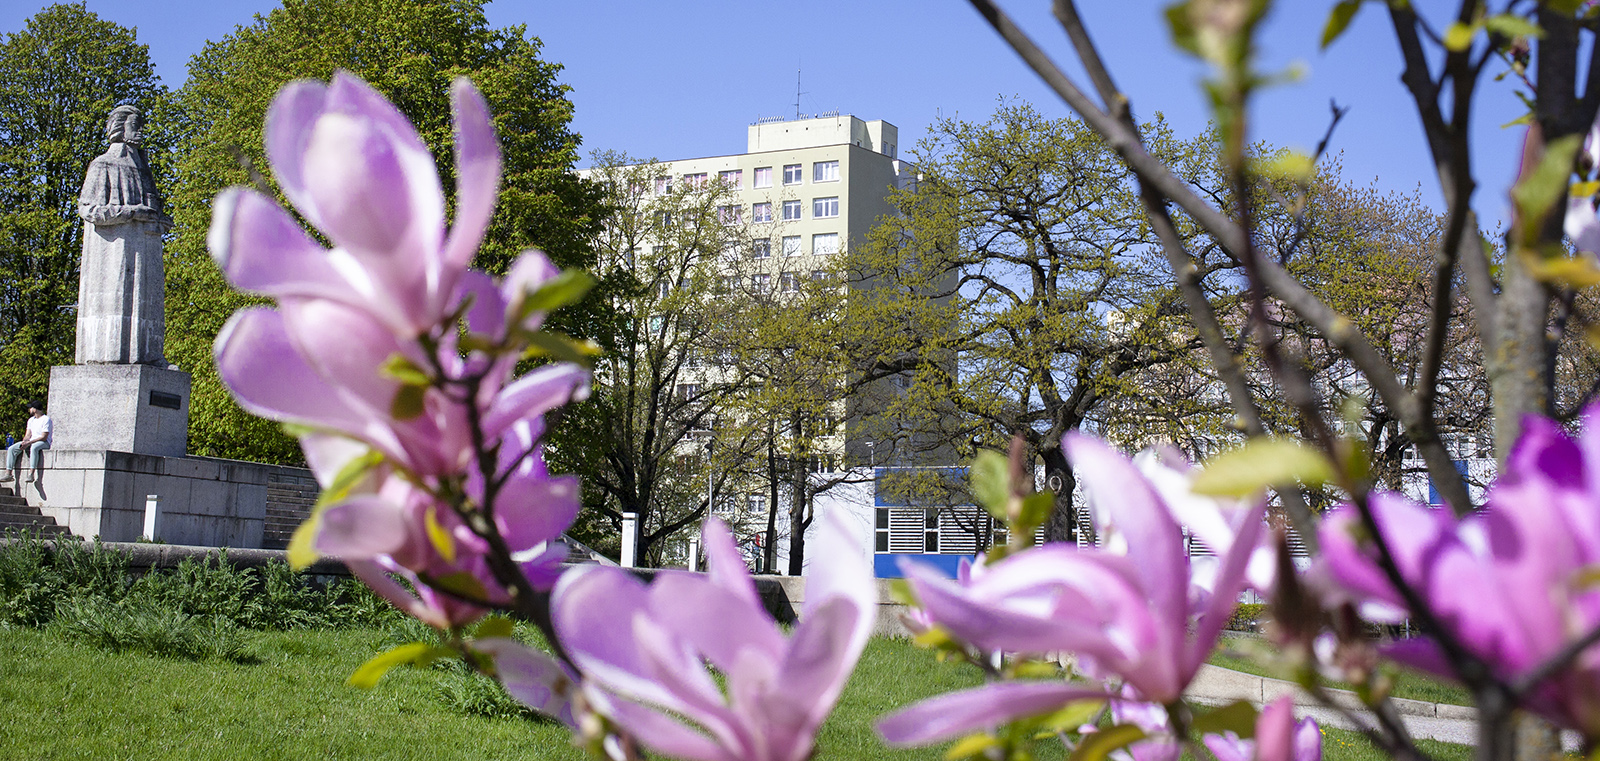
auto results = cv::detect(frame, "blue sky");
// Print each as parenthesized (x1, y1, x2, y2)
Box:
(4, 1, 1527, 228)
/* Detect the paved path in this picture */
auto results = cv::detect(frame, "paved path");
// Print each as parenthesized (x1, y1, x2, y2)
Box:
(1187, 664, 1579, 750)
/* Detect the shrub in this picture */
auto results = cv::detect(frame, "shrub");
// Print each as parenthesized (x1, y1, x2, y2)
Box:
(1228, 603, 1267, 632)
(49, 598, 259, 663)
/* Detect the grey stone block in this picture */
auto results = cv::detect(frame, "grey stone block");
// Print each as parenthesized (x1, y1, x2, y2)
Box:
(47, 364, 190, 457)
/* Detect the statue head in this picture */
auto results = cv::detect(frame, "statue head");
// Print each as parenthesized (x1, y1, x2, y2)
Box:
(105, 105, 144, 146)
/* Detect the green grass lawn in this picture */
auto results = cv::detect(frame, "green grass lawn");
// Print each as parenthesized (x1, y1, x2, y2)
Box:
(0, 626, 1472, 760)
(1209, 636, 1475, 707)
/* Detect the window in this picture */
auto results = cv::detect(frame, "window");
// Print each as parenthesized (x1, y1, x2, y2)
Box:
(718, 205, 742, 224)
(655, 211, 673, 228)
(783, 163, 802, 185)
(885, 142, 896, 159)
(812, 232, 839, 255)
(648, 315, 665, 333)
(717, 275, 736, 293)
(718, 169, 742, 189)
(753, 166, 773, 188)
(683, 172, 707, 188)
(812, 196, 838, 218)
(813, 160, 839, 182)
(781, 199, 803, 221)
(622, 248, 637, 269)
(782, 235, 802, 257)
(747, 494, 766, 515)
(752, 273, 771, 293)
(656, 280, 671, 298)
(811, 269, 828, 281)
(779, 272, 799, 293)
(676, 383, 701, 402)
(751, 238, 771, 259)
(653, 176, 672, 194)
(752, 202, 773, 223)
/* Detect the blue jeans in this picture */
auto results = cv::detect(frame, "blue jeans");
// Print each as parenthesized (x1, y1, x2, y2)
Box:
(6, 441, 47, 473)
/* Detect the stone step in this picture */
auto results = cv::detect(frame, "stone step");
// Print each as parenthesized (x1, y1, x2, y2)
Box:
(0, 501, 46, 517)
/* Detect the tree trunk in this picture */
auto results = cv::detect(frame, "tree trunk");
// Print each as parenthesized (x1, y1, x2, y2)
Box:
(765, 432, 781, 574)
(787, 454, 808, 576)
(1040, 446, 1078, 545)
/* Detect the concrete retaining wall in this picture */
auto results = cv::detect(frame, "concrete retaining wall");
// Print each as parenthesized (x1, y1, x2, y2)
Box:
(28, 450, 316, 548)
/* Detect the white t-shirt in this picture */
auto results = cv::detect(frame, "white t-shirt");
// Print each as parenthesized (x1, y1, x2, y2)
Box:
(25, 415, 51, 446)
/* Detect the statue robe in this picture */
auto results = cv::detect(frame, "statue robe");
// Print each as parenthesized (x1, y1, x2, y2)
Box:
(76, 142, 170, 365)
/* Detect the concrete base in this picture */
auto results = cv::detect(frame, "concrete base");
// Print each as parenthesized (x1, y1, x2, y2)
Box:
(25, 449, 317, 548)
(48, 364, 190, 457)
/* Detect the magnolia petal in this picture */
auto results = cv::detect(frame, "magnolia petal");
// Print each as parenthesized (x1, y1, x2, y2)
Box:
(646, 573, 785, 671)
(495, 472, 580, 551)
(213, 308, 400, 453)
(554, 567, 687, 712)
(475, 638, 575, 726)
(347, 559, 447, 629)
(1202, 733, 1253, 761)
(701, 518, 764, 611)
(208, 187, 354, 304)
(1064, 434, 1188, 646)
(313, 495, 409, 559)
(263, 78, 330, 213)
(441, 77, 501, 275)
(1255, 697, 1296, 761)
(502, 249, 562, 332)
(1187, 503, 1265, 680)
(1566, 194, 1600, 257)
(877, 681, 1110, 746)
(772, 596, 863, 738)
(1293, 716, 1323, 761)
(481, 363, 591, 438)
(594, 694, 736, 761)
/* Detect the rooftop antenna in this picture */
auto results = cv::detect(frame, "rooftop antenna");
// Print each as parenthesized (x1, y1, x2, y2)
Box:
(794, 68, 807, 120)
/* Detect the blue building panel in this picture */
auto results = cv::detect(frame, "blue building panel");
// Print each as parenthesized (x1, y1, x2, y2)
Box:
(874, 552, 969, 579)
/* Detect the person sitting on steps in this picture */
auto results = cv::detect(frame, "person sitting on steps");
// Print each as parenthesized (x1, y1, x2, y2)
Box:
(3, 401, 52, 486)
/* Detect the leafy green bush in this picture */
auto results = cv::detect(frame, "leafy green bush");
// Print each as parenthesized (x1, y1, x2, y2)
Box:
(49, 598, 259, 662)
(1228, 603, 1267, 632)
(0, 531, 403, 631)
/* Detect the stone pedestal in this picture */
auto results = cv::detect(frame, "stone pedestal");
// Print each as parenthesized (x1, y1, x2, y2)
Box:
(47, 364, 190, 457)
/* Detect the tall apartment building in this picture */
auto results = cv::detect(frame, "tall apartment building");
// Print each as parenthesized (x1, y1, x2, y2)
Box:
(647, 113, 913, 266)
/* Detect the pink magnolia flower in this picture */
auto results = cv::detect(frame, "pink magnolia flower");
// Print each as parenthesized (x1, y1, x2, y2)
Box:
(552, 514, 875, 761)
(879, 434, 1265, 745)
(1317, 403, 1600, 733)
(206, 71, 589, 630)
(210, 70, 496, 336)
(1203, 698, 1321, 761)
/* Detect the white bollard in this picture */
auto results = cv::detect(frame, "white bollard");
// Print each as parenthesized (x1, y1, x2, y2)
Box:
(620, 512, 638, 568)
(687, 536, 700, 572)
(142, 494, 159, 541)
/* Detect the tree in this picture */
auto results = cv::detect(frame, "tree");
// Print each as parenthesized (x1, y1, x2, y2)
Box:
(568, 153, 755, 566)
(162, 0, 603, 464)
(0, 4, 164, 437)
(845, 102, 1210, 542)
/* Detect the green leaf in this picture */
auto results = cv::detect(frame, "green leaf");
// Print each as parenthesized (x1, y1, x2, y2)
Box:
(1443, 21, 1478, 51)
(944, 733, 1001, 760)
(1548, 0, 1584, 14)
(1257, 150, 1315, 182)
(888, 578, 918, 607)
(1573, 181, 1600, 198)
(1501, 111, 1534, 129)
(1071, 723, 1146, 761)
(433, 571, 490, 602)
(474, 615, 515, 640)
(913, 626, 955, 650)
(425, 506, 457, 564)
(287, 448, 385, 570)
(378, 353, 431, 386)
(969, 450, 1011, 516)
(1511, 134, 1582, 243)
(1482, 13, 1542, 40)
(1321, 1, 1362, 48)
(520, 330, 602, 365)
(1038, 699, 1105, 734)
(1190, 700, 1260, 738)
(1529, 255, 1600, 288)
(458, 333, 497, 354)
(1191, 438, 1335, 497)
(347, 642, 451, 688)
(1164, 2, 1200, 56)
(390, 384, 427, 420)
(516, 269, 597, 322)
(1016, 492, 1055, 531)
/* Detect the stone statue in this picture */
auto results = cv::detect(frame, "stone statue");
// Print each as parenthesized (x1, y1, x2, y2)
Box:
(76, 104, 171, 365)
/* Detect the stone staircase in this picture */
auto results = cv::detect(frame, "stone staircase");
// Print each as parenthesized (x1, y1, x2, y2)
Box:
(0, 484, 71, 538)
